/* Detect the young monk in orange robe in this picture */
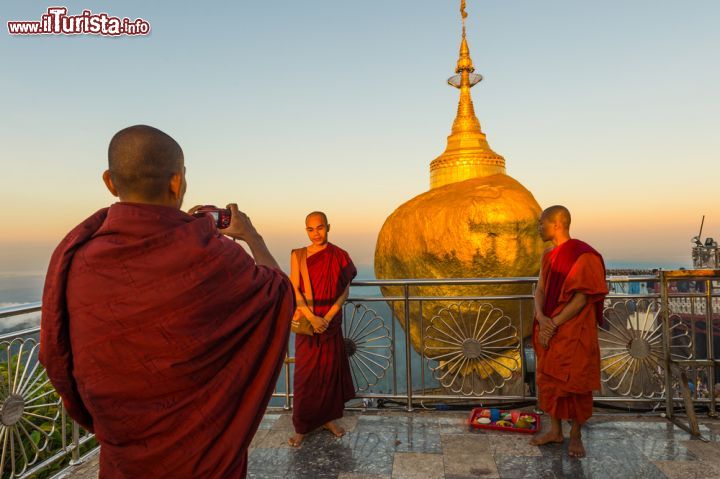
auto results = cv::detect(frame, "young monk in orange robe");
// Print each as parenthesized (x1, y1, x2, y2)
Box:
(530, 205, 608, 458)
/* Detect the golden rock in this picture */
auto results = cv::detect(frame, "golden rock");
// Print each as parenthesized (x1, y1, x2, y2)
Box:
(374, 174, 545, 347)
(374, 5, 546, 388)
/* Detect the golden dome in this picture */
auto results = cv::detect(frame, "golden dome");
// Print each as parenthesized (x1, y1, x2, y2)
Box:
(375, 174, 545, 345)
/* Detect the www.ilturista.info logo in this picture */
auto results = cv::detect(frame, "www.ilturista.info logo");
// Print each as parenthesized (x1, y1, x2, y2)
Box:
(7, 7, 150, 36)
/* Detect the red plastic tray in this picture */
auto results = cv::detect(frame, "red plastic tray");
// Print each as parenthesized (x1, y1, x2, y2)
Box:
(468, 408, 541, 434)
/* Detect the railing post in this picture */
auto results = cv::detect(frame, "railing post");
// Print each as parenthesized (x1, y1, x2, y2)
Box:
(661, 271, 673, 419)
(404, 284, 413, 412)
(70, 420, 80, 465)
(530, 281, 539, 404)
(519, 299, 526, 400)
(61, 403, 67, 450)
(706, 279, 717, 417)
(284, 354, 291, 411)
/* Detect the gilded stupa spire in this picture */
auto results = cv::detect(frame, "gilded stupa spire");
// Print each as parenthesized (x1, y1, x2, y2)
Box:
(429, 0, 506, 189)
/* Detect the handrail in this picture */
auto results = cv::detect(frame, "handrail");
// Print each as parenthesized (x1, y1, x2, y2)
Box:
(0, 301, 41, 318)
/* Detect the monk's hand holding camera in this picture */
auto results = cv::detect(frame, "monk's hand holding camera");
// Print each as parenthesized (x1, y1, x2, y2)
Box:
(190, 204, 259, 243)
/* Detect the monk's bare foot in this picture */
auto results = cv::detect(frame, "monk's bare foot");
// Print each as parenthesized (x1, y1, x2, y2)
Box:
(323, 421, 345, 438)
(529, 431, 564, 446)
(568, 435, 586, 458)
(288, 433, 304, 448)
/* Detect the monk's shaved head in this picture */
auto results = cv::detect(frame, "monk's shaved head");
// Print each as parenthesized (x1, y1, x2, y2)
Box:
(306, 211, 328, 226)
(542, 205, 571, 229)
(305, 211, 330, 246)
(108, 125, 184, 201)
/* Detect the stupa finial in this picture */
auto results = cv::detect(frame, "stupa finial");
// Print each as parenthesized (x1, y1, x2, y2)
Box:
(458, 0, 472, 73)
(429, 0, 506, 189)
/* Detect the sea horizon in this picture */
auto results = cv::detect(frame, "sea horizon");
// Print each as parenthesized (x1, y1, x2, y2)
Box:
(0, 258, 692, 309)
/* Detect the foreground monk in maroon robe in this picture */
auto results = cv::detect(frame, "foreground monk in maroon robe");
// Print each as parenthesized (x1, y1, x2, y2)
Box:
(288, 211, 357, 447)
(40, 125, 294, 478)
(530, 205, 608, 458)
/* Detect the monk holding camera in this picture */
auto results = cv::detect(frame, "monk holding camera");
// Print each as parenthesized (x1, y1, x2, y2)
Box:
(41, 125, 294, 478)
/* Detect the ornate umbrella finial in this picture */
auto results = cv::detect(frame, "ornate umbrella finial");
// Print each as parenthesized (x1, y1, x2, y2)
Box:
(429, 0, 506, 189)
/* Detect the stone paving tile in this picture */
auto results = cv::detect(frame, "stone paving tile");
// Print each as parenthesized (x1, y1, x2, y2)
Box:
(442, 435, 499, 479)
(251, 427, 382, 479)
(391, 452, 444, 479)
(438, 413, 475, 435)
(444, 452, 499, 478)
(356, 414, 443, 454)
(458, 424, 494, 437)
(270, 412, 295, 430)
(257, 413, 282, 430)
(650, 438, 720, 479)
(538, 437, 640, 461)
(285, 437, 355, 479)
(337, 431, 396, 476)
(337, 413, 360, 433)
(522, 436, 670, 479)
(587, 418, 712, 442)
(392, 429, 443, 454)
(487, 434, 543, 457)
(249, 428, 270, 449)
(537, 418, 703, 461)
(437, 412, 472, 424)
(441, 434, 492, 455)
(253, 414, 296, 449)
(493, 456, 562, 479)
(337, 474, 391, 479)
(357, 414, 441, 429)
(254, 428, 396, 477)
(705, 422, 720, 435)
(652, 460, 720, 479)
(247, 448, 293, 479)
(696, 421, 720, 441)
(681, 439, 720, 463)
(495, 454, 667, 479)
(632, 434, 697, 461)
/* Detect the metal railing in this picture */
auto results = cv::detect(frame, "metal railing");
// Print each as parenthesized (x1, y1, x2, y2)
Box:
(661, 270, 720, 432)
(0, 303, 96, 479)
(272, 275, 719, 411)
(2, 272, 719, 477)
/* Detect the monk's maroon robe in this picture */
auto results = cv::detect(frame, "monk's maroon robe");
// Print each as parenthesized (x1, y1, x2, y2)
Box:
(292, 243, 356, 434)
(533, 239, 608, 423)
(40, 203, 294, 478)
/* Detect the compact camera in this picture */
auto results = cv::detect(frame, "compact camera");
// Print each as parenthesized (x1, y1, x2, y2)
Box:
(193, 205, 232, 229)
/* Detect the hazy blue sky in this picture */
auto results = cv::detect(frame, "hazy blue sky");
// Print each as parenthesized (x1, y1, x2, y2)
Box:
(1, 0, 719, 273)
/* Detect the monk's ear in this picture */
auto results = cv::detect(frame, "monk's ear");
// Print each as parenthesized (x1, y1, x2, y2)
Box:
(103, 170, 119, 197)
(169, 172, 183, 200)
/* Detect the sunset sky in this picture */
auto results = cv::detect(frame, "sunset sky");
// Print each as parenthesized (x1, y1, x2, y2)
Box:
(1, 0, 718, 274)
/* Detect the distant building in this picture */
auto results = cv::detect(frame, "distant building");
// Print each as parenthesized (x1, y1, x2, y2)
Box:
(692, 237, 719, 269)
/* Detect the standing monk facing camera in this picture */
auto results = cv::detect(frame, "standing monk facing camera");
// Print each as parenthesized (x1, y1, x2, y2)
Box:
(530, 205, 608, 458)
(288, 211, 357, 447)
(41, 125, 294, 478)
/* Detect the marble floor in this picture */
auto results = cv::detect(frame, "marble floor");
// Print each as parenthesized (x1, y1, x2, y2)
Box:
(63, 409, 720, 479)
